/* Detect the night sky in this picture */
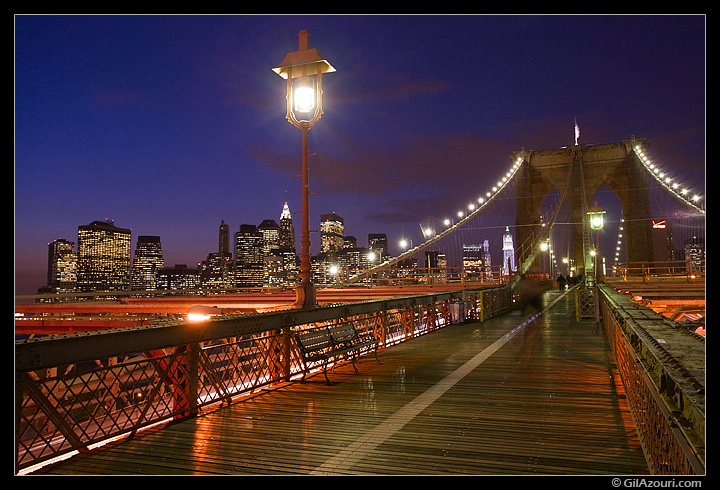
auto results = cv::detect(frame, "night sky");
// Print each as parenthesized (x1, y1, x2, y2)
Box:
(14, 15, 706, 295)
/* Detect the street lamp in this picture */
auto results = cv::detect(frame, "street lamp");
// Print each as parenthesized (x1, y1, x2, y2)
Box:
(588, 202, 606, 231)
(273, 30, 336, 308)
(587, 201, 606, 281)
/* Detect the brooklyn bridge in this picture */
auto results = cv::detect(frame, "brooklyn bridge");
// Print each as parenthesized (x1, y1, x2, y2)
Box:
(15, 139, 705, 476)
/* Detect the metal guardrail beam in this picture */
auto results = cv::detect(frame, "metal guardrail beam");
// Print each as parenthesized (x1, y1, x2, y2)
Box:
(16, 290, 476, 372)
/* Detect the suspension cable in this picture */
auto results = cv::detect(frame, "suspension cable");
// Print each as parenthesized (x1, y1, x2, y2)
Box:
(348, 151, 528, 283)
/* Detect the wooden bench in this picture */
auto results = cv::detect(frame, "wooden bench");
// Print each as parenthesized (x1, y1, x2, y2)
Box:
(295, 323, 380, 384)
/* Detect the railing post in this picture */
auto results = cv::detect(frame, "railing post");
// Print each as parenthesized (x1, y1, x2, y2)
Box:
(478, 291, 485, 321)
(188, 343, 199, 417)
(282, 327, 292, 381)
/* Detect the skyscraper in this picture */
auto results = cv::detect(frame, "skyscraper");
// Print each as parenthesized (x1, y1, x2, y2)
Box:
(683, 235, 705, 273)
(368, 233, 388, 260)
(483, 239, 493, 279)
(201, 222, 233, 289)
(76, 220, 132, 292)
(130, 236, 164, 290)
(502, 226, 516, 276)
(258, 219, 281, 256)
(47, 238, 76, 293)
(462, 244, 484, 277)
(157, 264, 200, 291)
(219, 220, 230, 255)
(425, 250, 447, 283)
(279, 202, 296, 251)
(234, 224, 264, 288)
(320, 212, 344, 253)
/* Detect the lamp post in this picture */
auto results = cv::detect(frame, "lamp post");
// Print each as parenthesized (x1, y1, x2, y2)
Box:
(273, 30, 336, 308)
(540, 239, 549, 279)
(587, 201, 606, 279)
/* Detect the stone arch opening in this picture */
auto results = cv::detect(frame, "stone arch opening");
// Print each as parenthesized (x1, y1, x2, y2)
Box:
(513, 140, 654, 277)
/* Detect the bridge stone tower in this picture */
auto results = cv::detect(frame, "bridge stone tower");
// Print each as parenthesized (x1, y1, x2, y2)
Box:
(513, 139, 654, 277)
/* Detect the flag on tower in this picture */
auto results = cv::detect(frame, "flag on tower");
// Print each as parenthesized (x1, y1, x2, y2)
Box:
(574, 118, 580, 145)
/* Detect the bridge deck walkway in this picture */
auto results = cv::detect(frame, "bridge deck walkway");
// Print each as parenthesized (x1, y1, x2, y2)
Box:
(37, 290, 649, 476)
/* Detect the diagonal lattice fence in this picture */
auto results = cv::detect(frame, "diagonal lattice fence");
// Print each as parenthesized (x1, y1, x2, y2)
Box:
(16, 287, 512, 473)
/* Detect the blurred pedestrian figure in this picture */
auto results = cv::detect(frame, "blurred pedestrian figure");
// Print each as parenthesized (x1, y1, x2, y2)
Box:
(514, 275, 544, 317)
(556, 274, 566, 292)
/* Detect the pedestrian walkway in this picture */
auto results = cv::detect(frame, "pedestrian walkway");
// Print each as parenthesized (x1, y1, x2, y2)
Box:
(36, 290, 648, 475)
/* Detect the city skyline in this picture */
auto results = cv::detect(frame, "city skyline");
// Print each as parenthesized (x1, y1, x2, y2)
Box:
(35, 199, 505, 290)
(37, 197, 522, 295)
(15, 15, 706, 295)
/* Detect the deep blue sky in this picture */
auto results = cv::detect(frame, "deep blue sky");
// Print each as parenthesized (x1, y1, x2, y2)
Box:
(15, 15, 706, 294)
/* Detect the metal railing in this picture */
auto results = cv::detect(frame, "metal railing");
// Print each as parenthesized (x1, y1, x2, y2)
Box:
(598, 284, 705, 474)
(18, 281, 704, 475)
(15, 285, 512, 473)
(608, 260, 705, 283)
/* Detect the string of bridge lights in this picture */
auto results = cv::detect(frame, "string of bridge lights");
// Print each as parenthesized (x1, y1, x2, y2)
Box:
(407, 143, 701, 281)
(633, 144, 704, 213)
(426, 144, 702, 241)
(384, 153, 527, 276)
(431, 154, 526, 234)
(613, 218, 625, 274)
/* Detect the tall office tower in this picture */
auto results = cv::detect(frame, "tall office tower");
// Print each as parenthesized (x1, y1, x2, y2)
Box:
(483, 239, 492, 279)
(279, 202, 296, 251)
(425, 250, 447, 269)
(47, 238, 77, 293)
(650, 219, 675, 262)
(425, 250, 447, 283)
(683, 235, 705, 273)
(320, 212, 344, 253)
(337, 247, 373, 273)
(462, 244, 484, 277)
(502, 226, 516, 276)
(157, 264, 201, 291)
(280, 248, 298, 286)
(200, 252, 233, 289)
(368, 233, 388, 260)
(200, 223, 233, 290)
(258, 219, 281, 256)
(76, 220, 132, 292)
(343, 236, 357, 249)
(264, 249, 298, 288)
(219, 220, 230, 255)
(130, 236, 164, 290)
(234, 224, 265, 288)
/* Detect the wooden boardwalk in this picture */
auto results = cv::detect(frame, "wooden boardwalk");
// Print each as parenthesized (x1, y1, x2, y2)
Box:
(37, 291, 649, 476)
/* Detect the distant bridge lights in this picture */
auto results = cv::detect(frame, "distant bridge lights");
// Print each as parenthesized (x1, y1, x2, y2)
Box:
(633, 144, 703, 212)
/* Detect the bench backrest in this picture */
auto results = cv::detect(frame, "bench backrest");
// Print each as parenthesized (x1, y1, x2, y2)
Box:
(328, 324, 358, 345)
(296, 327, 334, 354)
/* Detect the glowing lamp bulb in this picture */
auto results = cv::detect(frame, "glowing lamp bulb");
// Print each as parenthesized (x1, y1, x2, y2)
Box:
(294, 86, 315, 113)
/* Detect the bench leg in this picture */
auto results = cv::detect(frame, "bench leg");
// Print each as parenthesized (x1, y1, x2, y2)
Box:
(373, 346, 382, 364)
